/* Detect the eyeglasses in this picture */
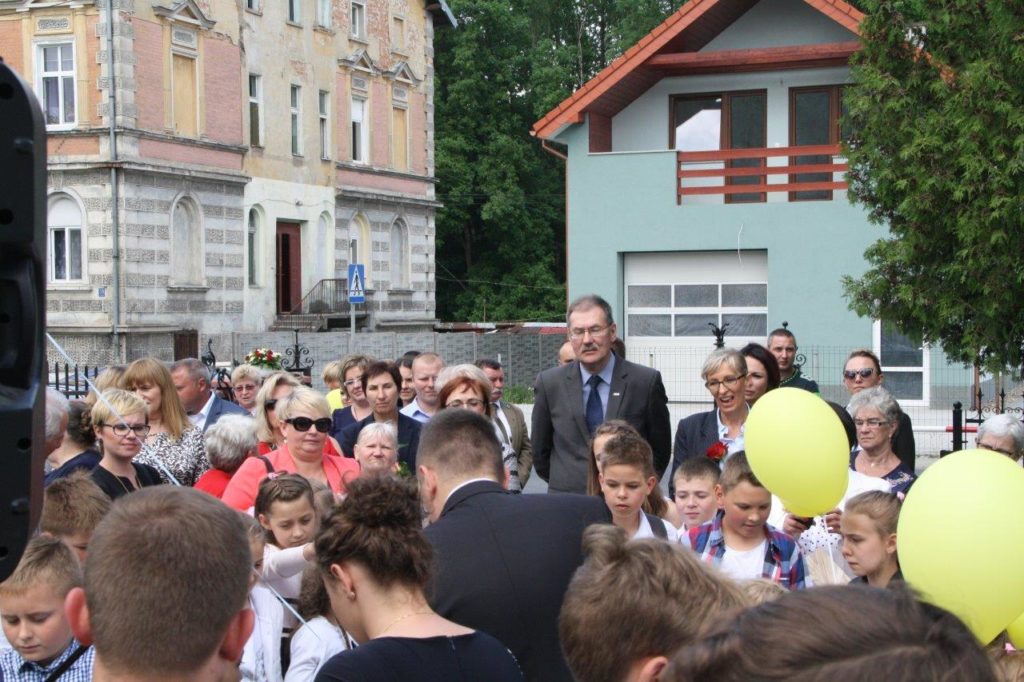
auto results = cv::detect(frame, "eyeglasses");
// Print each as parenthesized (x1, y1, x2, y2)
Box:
(977, 440, 1016, 457)
(569, 325, 611, 341)
(343, 376, 364, 387)
(704, 374, 746, 391)
(101, 422, 151, 438)
(854, 418, 889, 428)
(285, 417, 333, 433)
(447, 398, 485, 409)
(844, 368, 877, 380)
(235, 383, 258, 392)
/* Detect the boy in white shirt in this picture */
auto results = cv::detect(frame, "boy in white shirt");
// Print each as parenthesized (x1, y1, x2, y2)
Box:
(599, 434, 678, 542)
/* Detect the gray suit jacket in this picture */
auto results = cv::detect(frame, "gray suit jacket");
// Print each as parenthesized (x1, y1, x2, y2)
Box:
(532, 355, 671, 494)
(203, 395, 249, 432)
(497, 401, 533, 488)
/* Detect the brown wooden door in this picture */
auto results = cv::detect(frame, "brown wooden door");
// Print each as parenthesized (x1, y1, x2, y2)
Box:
(276, 222, 302, 314)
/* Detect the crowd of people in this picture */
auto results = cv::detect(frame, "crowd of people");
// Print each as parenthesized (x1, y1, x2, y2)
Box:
(5, 293, 1024, 680)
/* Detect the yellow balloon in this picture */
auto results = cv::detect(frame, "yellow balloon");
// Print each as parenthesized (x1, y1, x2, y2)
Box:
(898, 449, 1024, 644)
(744, 387, 849, 517)
(1007, 611, 1024, 649)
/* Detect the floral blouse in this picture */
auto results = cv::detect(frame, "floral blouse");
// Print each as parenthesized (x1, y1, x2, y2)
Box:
(135, 426, 208, 487)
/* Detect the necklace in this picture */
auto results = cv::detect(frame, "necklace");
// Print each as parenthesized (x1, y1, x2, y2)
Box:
(379, 609, 432, 635)
(112, 468, 140, 495)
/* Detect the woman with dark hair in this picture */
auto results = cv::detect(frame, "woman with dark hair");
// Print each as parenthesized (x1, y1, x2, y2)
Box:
(314, 476, 522, 681)
(45, 399, 101, 486)
(335, 362, 420, 470)
(740, 343, 780, 406)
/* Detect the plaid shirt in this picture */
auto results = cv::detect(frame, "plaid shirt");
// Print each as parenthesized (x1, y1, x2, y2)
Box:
(683, 510, 808, 591)
(0, 641, 94, 681)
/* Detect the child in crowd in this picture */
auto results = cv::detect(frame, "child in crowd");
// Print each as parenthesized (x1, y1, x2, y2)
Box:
(0, 536, 94, 679)
(599, 434, 679, 541)
(255, 474, 318, 671)
(322, 361, 346, 413)
(840, 490, 902, 588)
(682, 451, 808, 590)
(285, 567, 352, 682)
(559, 524, 747, 682)
(40, 471, 111, 562)
(672, 456, 721, 531)
(741, 578, 786, 605)
(240, 513, 284, 682)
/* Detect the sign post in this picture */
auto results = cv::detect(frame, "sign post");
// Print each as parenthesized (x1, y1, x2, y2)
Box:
(347, 258, 365, 340)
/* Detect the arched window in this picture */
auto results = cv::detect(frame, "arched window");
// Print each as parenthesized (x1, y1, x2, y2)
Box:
(48, 193, 85, 282)
(247, 207, 261, 286)
(170, 196, 204, 285)
(349, 212, 372, 286)
(390, 218, 408, 289)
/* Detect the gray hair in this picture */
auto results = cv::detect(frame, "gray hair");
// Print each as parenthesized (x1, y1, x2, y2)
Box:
(171, 358, 211, 384)
(566, 294, 614, 327)
(848, 386, 901, 426)
(701, 348, 746, 380)
(231, 364, 263, 386)
(977, 414, 1024, 460)
(204, 414, 259, 473)
(45, 387, 70, 442)
(356, 421, 398, 448)
(435, 363, 493, 397)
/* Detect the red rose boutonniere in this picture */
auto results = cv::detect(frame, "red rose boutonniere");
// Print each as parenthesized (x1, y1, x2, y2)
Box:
(706, 441, 727, 461)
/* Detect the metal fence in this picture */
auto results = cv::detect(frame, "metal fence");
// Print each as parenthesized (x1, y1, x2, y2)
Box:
(49, 363, 102, 399)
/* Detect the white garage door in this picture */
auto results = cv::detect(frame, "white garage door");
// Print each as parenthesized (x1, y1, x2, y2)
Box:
(623, 250, 768, 404)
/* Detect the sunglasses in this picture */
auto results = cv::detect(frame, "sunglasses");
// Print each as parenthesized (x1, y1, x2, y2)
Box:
(843, 368, 877, 380)
(285, 417, 332, 433)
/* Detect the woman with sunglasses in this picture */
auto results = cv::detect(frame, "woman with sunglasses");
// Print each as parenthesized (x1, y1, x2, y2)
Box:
(669, 348, 749, 495)
(89, 389, 163, 500)
(843, 349, 916, 472)
(336, 362, 421, 472)
(223, 386, 360, 511)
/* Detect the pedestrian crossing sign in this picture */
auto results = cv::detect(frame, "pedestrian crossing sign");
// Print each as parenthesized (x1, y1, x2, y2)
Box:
(348, 264, 366, 303)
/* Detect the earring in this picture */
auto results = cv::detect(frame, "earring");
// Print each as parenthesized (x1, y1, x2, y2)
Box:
(348, 590, 356, 600)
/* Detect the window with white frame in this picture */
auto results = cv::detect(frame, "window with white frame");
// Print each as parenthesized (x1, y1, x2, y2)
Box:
(351, 96, 368, 163)
(319, 90, 330, 159)
(48, 194, 84, 282)
(37, 42, 76, 128)
(288, 0, 301, 23)
(389, 219, 408, 288)
(316, 0, 331, 27)
(248, 74, 263, 147)
(290, 85, 302, 156)
(247, 208, 260, 286)
(170, 197, 203, 286)
(350, 0, 366, 39)
(874, 320, 929, 404)
(245, 0, 259, 11)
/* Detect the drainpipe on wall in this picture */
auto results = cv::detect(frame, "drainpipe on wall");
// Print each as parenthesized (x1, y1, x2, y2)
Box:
(106, 0, 122, 360)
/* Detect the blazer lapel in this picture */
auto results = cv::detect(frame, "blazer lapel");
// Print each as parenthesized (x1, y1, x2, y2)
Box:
(605, 358, 627, 419)
(564, 363, 590, 441)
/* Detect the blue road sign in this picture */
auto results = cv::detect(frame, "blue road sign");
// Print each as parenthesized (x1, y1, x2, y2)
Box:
(348, 263, 366, 304)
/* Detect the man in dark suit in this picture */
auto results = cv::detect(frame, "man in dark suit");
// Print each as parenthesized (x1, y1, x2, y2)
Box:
(532, 294, 671, 493)
(420, 410, 611, 682)
(171, 358, 248, 432)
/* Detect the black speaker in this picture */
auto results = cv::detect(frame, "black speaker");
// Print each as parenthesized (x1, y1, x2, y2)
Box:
(0, 58, 47, 580)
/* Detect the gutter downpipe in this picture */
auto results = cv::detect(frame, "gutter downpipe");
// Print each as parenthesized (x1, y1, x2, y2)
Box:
(106, 0, 122, 359)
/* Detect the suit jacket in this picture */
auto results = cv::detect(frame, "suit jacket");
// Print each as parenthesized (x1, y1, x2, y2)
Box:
(532, 356, 671, 493)
(338, 413, 421, 470)
(497, 401, 533, 487)
(670, 410, 719, 494)
(424, 480, 612, 682)
(204, 394, 249, 432)
(892, 411, 916, 472)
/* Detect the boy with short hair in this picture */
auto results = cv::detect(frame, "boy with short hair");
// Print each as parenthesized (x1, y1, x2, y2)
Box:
(672, 456, 721, 531)
(321, 360, 345, 413)
(559, 524, 748, 682)
(682, 451, 808, 590)
(40, 471, 111, 562)
(0, 535, 94, 679)
(599, 435, 678, 541)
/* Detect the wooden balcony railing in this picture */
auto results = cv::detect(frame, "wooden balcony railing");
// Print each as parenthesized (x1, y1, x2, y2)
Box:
(676, 143, 848, 204)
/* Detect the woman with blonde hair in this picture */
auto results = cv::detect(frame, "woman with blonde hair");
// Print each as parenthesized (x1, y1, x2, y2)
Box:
(222, 387, 360, 511)
(89, 389, 163, 499)
(254, 371, 303, 453)
(122, 357, 206, 486)
(230, 363, 263, 415)
(329, 354, 374, 431)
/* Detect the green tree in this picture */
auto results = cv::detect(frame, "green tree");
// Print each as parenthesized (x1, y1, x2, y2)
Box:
(434, 0, 673, 322)
(842, 0, 1024, 371)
